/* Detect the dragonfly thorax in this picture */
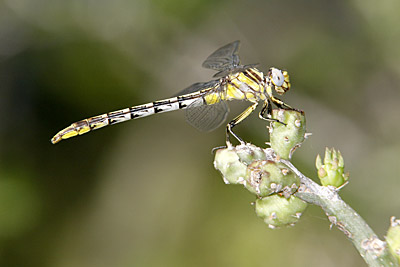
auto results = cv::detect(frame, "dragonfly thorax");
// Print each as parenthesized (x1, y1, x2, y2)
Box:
(222, 67, 266, 102)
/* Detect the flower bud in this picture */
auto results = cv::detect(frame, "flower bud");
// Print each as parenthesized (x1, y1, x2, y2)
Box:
(254, 195, 308, 228)
(315, 147, 349, 187)
(245, 160, 300, 198)
(270, 109, 306, 159)
(214, 148, 247, 185)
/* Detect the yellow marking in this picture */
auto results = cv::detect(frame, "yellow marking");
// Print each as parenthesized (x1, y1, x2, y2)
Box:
(245, 92, 256, 99)
(204, 92, 222, 104)
(266, 85, 273, 96)
(78, 126, 90, 135)
(247, 75, 262, 92)
(275, 86, 285, 95)
(238, 72, 263, 93)
(226, 84, 245, 100)
(62, 130, 78, 139)
(227, 77, 246, 98)
(87, 114, 109, 130)
(246, 68, 262, 83)
(237, 73, 254, 87)
(51, 121, 92, 144)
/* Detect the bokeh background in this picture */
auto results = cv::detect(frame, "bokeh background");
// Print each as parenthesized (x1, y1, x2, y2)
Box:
(1, 0, 400, 266)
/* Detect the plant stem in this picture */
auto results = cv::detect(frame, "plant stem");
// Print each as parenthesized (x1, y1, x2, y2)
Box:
(281, 159, 398, 267)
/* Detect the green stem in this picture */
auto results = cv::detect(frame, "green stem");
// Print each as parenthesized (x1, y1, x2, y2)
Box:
(281, 159, 398, 267)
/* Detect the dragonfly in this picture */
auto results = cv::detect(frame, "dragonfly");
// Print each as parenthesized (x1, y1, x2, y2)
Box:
(51, 40, 294, 146)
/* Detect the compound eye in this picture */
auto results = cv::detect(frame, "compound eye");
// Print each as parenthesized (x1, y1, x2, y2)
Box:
(270, 68, 284, 87)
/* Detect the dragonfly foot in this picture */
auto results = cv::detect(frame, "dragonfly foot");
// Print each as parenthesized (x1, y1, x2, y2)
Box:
(211, 145, 227, 153)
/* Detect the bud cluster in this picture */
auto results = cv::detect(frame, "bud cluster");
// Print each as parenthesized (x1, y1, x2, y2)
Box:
(214, 109, 308, 228)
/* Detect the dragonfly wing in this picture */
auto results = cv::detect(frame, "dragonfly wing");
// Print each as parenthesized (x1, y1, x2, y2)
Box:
(172, 80, 220, 97)
(212, 63, 260, 78)
(202, 41, 241, 71)
(185, 91, 229, 132)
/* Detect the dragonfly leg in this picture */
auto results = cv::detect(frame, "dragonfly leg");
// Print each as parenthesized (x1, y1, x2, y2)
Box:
(226, 101, 258, 146)
(270, 95, 301, 112)
(258, 99, 286, 125)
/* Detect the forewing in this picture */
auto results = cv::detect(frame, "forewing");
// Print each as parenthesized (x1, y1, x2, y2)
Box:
(173, 80, 220, 97)
(212, 63, 259, 78)
(185, 88, 229, 132)
(202, 41, 241, 71)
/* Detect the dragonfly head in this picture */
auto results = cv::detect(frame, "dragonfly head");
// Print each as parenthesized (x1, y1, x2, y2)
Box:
(268, 67, 291, 95)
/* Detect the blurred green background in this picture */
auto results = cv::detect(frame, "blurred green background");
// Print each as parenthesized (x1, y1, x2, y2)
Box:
(1, 0, 400, 266)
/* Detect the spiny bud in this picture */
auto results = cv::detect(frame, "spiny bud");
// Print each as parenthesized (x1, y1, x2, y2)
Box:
(214, 144, 274, 185)
(269, 109, 307, 160)
(245, 160, 300, 198)
(214, 148, 248, 185)
(315, 147, 349, 187)
(254, 195, 308, 228)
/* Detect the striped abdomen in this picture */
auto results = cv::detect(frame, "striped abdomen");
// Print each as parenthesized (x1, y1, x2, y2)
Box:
(51, 93, 205, 144)
(51, 68, 266, 144)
